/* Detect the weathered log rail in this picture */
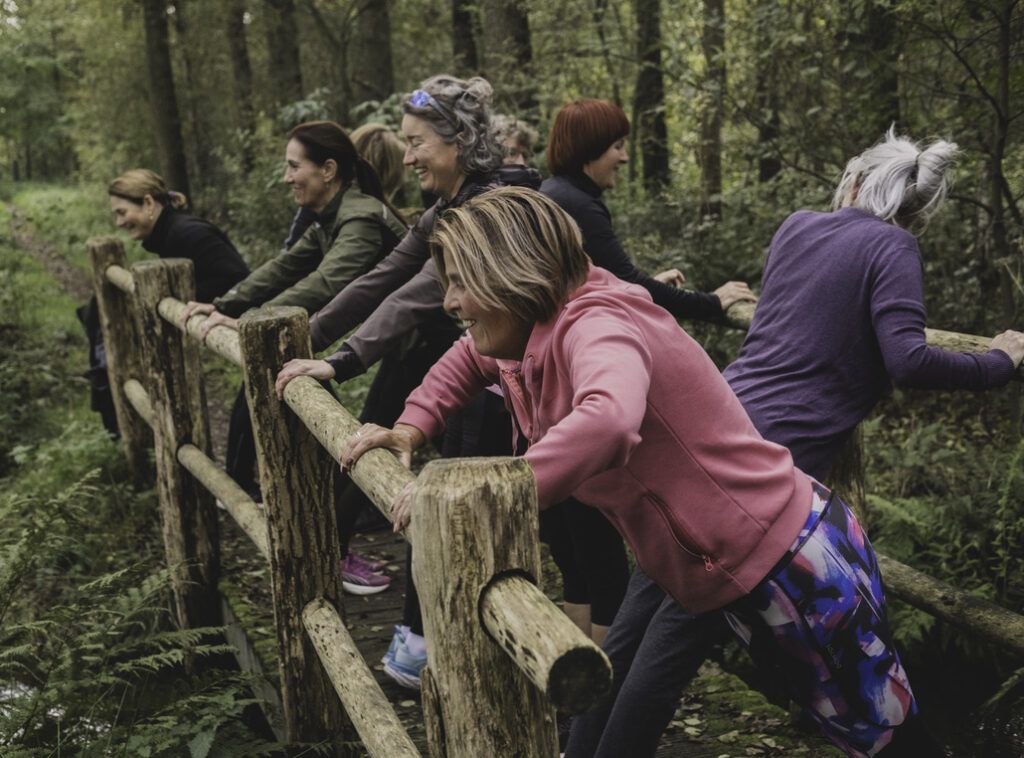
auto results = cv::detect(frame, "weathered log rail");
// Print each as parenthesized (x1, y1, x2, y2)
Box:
(90, 234, 1024, 755)
(88, 236, 611, 757)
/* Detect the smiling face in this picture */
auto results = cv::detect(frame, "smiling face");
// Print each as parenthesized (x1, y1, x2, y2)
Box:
(401, 114, 465, 200)
(582, 138, 629, 190)
(282, 138, 336, 212)
(110, 195, 160, 241)
(442, 248, 531, 360)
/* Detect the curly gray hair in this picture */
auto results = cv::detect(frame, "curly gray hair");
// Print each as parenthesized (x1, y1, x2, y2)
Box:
(402, 75, 503, 176)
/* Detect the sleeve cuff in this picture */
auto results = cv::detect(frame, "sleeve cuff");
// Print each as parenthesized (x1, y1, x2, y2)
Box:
(325, 345, 366, 383)
(396, 405, 444, 441)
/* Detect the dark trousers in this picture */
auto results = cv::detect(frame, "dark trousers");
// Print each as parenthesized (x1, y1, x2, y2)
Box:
(565, 567, 725, 758)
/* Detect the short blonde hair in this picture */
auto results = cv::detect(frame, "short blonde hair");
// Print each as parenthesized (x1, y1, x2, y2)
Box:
(108, 168, 188, 209)
(431, 187, 590, 324)
(351, 123, 406, 201)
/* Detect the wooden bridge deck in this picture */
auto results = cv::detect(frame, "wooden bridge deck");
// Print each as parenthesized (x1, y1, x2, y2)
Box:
(220, 513, 839, 757)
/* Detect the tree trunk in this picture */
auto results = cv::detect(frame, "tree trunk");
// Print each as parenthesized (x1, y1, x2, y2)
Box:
(172, 0, 218, 193)
(227, 0, 257, 168)
(698, 0, 725, 219)
(633, 0, 670, 192)
(754, 0, 780, 182)
(348, 0, 395, 108)
(480, 0, 534, 113)
(140, 0, 190, 199)
(452, 0, 479, 74)
(263, 0, 304, 107)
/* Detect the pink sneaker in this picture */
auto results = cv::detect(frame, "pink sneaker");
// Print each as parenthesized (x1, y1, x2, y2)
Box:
(341, 554, 391, 595)
(348, 550, 387, 573)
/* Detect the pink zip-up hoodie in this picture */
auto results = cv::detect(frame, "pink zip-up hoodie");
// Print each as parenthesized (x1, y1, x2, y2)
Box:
(398, 266, 813, 613)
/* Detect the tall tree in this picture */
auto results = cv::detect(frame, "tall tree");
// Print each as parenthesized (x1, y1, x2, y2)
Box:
(754, 0, 780, 182)
(227, 0, 256, 143)
(452, 0, 479, 75)
(264, 0, 303, 107)
(172, 0, 218, 190)
(698, 0, 725, 219)
(633, 0, 669, 191)
(141, 0, 191, 198)
(480, 0, 534, 113)
(348, 0, 395, 107)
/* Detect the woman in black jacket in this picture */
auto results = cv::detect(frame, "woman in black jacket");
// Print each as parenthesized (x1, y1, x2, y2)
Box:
(540, 99, 754, 320)
(108, 169, 249, 302)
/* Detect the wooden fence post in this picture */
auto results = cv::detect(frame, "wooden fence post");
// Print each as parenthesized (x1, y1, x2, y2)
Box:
(87, 236, 152, 485)
(237, 306, 348, 749)
(131, 259, 222, 633)
(411, 457, 559, 757)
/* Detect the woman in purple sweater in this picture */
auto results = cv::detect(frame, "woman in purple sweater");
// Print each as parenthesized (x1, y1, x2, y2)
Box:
(566, 130, 1024, 757)
(342, 187, 938, 757)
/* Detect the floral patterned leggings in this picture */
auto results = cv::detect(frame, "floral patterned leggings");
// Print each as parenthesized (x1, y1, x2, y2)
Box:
(724, 482, 917, 758)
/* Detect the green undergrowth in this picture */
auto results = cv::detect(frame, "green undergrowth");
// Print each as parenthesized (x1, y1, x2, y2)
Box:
(0, 195, 297, 755)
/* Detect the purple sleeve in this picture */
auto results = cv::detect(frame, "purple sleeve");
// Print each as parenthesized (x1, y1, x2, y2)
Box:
(871, 243, 1015, 389)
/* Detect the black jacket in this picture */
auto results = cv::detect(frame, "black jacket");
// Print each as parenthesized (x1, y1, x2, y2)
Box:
(540, 172, 722, 322)
(142, 208, 250, 302)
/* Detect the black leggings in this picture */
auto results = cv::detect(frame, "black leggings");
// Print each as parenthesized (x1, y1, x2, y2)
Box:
(539, 498, 629, 626)
(403, 392, 630, 634)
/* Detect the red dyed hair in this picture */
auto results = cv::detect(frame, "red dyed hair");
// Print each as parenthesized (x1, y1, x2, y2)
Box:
(546, 99, 630, 176)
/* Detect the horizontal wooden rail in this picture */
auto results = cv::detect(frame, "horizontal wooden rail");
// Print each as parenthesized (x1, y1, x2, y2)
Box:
(123, 378, 155, 426)
(157, 297, 243, 366)
(481, 573, 612, 713)
(178, 444, 270, 561)
(878, 555, 1024, 658)
(122, 378, 269, 560)
(281, 375, 413, 523)
(724, 301, 1022, 380)
(303, 599, 421, 758)
(105, 264, 135, 295)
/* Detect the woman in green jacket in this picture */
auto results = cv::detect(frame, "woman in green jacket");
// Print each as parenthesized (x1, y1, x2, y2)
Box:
(180, 122, 406, 595)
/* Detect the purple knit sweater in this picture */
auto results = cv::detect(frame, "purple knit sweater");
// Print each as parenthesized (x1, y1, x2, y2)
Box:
(723, 207, 1015, 480)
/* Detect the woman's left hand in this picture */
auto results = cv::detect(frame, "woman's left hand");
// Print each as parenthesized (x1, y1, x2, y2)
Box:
(714, 281, 758, 311)
(198, 310, 239, 340)
(654, 268, 686, 288)
(339, 423, 426, 532)
(275, 358, 336, 399)
(340, 422, 425, 472)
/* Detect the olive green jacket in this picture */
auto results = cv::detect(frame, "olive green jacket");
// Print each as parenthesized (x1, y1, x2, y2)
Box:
(213, 186, 407, 318)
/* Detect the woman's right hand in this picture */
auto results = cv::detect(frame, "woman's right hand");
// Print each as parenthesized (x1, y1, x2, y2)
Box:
(275, 359, 336, 399)
(714, 281, 757, 311)
(991, 330, 1024, 368)
(179, 301, 215, 327)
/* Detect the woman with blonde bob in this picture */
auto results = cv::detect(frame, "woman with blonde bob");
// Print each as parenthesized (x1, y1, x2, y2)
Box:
(342, 186, 938, 757)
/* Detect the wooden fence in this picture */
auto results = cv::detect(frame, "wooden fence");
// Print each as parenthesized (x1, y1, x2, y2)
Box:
(89, 237, 1024, 756)
(88, 238, 610, 757)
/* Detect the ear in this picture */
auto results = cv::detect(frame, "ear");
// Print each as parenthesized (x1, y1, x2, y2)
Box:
(321, 158, 339, 184)
(142, 194, 159, 212)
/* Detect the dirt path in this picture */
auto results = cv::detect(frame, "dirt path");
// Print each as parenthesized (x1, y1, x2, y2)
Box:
(5, 199, 233, 462)
(6, 202, 94, 302)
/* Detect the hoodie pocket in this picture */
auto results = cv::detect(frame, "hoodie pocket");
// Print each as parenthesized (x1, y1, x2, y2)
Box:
(644, 493, 715, 572)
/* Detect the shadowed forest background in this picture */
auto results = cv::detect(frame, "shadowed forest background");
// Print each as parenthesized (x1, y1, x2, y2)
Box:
(1, 0, 1024, 755)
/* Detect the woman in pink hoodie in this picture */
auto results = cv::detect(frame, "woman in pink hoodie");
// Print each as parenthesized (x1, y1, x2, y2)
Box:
(341, 187, 930, 757)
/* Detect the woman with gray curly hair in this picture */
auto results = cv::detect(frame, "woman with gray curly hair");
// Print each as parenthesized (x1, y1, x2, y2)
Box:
(274, 74, 544, 690)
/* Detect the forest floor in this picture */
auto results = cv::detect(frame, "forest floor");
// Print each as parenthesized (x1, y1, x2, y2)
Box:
(4, 188, 841, 756)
